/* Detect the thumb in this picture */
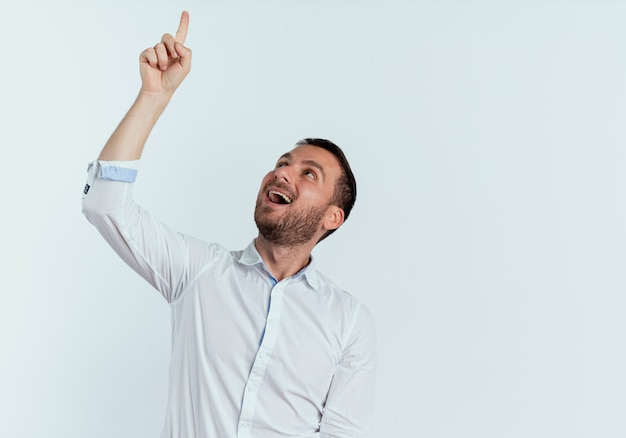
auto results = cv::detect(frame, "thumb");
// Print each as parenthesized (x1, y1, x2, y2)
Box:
(175, 42, 192, 71)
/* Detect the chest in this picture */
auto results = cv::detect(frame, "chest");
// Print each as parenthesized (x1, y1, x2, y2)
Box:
(170, 265, 346, 384)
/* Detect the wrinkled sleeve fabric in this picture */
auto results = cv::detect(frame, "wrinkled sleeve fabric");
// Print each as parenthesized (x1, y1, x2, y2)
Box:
(320, 303, 377, 438)
(82, 160, 214, 303)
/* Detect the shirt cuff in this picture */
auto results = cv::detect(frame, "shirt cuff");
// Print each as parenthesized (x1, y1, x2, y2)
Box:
(87, 160, 140, 183)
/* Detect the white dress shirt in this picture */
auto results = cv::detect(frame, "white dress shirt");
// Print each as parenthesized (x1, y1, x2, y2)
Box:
(82, 161, 376, 438)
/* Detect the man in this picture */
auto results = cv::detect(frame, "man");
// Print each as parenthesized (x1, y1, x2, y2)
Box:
(82, 11, 376, 438)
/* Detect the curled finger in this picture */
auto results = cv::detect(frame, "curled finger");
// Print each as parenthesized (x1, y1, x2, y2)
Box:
(154, 42, 169, 70)
(161, 33, 178, 58)
(140, 47, 158, 68)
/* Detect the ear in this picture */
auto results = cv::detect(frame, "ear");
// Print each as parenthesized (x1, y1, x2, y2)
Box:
(323, 206, 345, 232)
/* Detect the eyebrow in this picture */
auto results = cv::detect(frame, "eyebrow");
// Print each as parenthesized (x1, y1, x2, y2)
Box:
(302, 160, 325, 176)
(278, 152, 293, 161)
(278, 153, 326, 178)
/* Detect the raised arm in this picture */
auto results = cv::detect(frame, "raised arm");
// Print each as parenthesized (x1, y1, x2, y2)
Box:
(98, 11, 191, 161)
(83, 11, 208, 303)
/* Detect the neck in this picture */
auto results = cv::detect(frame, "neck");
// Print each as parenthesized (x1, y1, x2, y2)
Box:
(254, 235, 316, 282)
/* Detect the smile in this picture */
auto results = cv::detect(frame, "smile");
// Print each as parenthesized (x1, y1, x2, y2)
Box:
(268, 190, 292, 204)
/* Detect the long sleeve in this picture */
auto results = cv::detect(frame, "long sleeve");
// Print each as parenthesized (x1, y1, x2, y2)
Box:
(82, 160, 214, 303)
(319, 303, 377, 437)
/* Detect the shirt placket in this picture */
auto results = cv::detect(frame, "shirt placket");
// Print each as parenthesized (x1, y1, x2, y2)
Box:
(237, 279, 287, 437)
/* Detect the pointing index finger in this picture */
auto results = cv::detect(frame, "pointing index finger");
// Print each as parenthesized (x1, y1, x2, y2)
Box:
(175, 11, 189, 43)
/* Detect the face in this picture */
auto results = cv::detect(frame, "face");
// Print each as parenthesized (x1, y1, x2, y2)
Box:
(254, 145, 344, 246)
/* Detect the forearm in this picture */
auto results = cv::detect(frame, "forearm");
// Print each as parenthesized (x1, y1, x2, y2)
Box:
(83, 12, 194, 299)
(98, 91, 171, 161)
(99, 11, 191, 160)
(320, 304, 377, 437)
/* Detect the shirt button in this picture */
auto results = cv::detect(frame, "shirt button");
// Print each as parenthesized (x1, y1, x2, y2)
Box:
(268, 318, 275, 325)
(247, 385, 257, 393)
(240, 421, 250, 428)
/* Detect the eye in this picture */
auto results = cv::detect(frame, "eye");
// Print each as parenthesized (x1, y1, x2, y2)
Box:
(276, 161, 288, 168)
(304, 169, 317, 180)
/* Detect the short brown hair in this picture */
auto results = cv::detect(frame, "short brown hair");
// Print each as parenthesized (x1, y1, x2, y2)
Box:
(296, 138, 357, 241)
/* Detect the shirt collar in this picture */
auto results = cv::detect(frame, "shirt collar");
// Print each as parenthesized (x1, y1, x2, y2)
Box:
(238, 239, 319, 291)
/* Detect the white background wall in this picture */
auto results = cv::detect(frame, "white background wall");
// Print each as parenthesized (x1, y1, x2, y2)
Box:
(1, 1, 626, 436)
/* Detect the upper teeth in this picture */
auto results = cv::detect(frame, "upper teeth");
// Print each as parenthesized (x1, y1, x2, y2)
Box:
(269, 190, 292, 204)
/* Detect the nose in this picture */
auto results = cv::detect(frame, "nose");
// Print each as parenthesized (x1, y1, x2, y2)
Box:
(274, 164, 292, 183)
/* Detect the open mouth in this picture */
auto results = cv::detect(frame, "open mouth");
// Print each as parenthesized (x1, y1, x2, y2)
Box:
(268, 190, 292, 205)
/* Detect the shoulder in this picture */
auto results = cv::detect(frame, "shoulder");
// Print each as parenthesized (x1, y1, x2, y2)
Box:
(315, 270, 358, 302)
(314, 270, 374, 325)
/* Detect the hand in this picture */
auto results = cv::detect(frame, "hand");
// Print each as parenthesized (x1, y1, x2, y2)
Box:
(139, 11, 191, 96)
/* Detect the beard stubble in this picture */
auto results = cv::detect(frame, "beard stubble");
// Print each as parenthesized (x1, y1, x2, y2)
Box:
(254, 199, 328, 247)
